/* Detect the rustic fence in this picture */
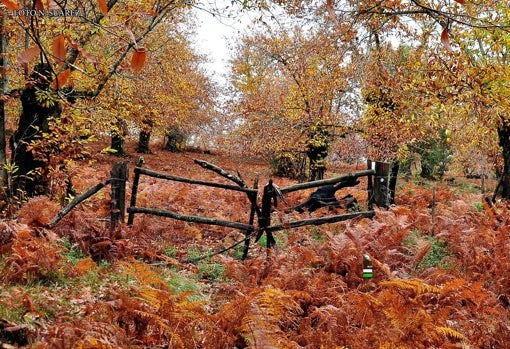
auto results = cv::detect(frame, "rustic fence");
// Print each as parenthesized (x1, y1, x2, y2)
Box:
(126, 157, 379, 259)
(48, 156, 396, 260)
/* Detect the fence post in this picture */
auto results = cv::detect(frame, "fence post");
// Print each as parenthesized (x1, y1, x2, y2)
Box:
(367, 160, 374, 210)
(242, 177, 258, 260)
(110, 161, 129, 230)
(127, 157, 144, 225)
(368, 160, 398, 208)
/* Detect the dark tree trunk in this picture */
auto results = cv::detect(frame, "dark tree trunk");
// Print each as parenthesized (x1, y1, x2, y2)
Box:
(137, 131, 151, 153)
(136, 118, 153, 154)
(0, 12, 8, 187)
(368, 160, 398, 208)
(111, 117, 127, 156)
(10, 63, 61, 197)
(498, 125, 510, 198)
(164, 128, 185, 152)
(389, 161, 399, 204)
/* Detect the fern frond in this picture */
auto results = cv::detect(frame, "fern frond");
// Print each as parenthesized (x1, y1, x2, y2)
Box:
(435, 326, 467, 341)
(138, 286, 167, 310)
(241, 288, 302, 348)
(381, 279, 441, 295)
(412, 239, 431, 268)
(119, 258, 169, 290)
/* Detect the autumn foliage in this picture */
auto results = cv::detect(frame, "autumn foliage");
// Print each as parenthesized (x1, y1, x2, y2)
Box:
(0, 146, 509, 348)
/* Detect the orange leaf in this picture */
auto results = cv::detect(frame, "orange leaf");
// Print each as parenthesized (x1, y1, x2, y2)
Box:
(35, 0, 44, 10)
(98, 0, 108, 15)
(441, 28, 452, 52)
(131, 48, 146, 74)
(1, 0, 20, 10)
(52, 35, 66, 66)
(51, 69, 70, 90)
(18, 46, 41, 66)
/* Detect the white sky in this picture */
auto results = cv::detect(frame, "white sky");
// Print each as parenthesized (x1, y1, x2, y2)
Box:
(194, 6, 253, 84)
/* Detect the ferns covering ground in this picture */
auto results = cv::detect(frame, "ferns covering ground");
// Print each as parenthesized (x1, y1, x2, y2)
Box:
(1, 147, 509, 348)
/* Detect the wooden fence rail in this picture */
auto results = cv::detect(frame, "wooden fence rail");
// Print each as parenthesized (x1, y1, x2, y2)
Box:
(126, 157, 379, 259)
(46, 155, 397, 261)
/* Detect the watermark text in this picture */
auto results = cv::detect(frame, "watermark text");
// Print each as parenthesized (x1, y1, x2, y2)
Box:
(11, 8, 82, 17)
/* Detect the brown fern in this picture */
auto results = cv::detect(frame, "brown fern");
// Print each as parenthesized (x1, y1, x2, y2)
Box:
(240, 287, 302, 348)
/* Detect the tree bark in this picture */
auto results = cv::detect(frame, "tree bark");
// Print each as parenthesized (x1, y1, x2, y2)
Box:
(367, 160, 398, 208)
(110, 161, 128, 231)
(10, 64, 61, 197)
(0, 11, 8, 188)
(137, 118, 153, 153)
(137, 131, 151, 153)
(498, 124, 510, 198)
(111, 117, 127, 156)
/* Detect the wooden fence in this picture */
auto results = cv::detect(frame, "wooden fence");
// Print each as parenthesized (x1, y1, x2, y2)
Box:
(127, 157, 379, 259)
(48, 156, 396, 260)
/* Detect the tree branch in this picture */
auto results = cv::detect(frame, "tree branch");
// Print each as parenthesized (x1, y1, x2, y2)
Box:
(47, 179, 112, 228)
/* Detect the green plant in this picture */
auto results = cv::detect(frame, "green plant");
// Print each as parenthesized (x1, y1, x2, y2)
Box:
(310, 227, 325, 242)
(164, 245, 177, 258)
(474, 202, 484, 212)
(419, 236, 451, 270)
(257, 235, 268, 247)
(60, 237, 87, 265)
(403, 230, 451, 270)
(257, 231, 286, 249)
(232, 244, 246, 260)
(197, 261, 225, 281)
(186, 247, 226, 281)
(403, 129, 452, 180)
(1, 160, 33, 216)
(403, 228, 422, 248)
(98, 260, 111, 268)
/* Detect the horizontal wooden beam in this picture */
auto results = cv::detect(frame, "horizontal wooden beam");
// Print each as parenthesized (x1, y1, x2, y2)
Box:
(128, 206, 254, 231)
(280, 169, 375, 194)
(265, 210, 375, 232)
(134, 167, 257, 194)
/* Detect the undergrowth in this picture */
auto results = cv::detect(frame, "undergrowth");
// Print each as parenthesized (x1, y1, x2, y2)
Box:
(0, 150, 509, 348)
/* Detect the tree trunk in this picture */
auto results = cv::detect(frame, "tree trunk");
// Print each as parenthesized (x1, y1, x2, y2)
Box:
(136, 118, 153, 154)
(498, 124, 510, 198)
(306, 124, 329, 181)
(0, 12, 8, 187)
(389, 161, 399, 204)
(111, 117, 127, 156)
(368, 160, 398, 208)
(10, 63, 61, 197)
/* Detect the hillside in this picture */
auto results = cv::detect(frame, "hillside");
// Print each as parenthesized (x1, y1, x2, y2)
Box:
(0, 143, 509, 348)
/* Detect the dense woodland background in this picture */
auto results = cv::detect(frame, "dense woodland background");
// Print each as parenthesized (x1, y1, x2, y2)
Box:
(1, 0, 510, 348)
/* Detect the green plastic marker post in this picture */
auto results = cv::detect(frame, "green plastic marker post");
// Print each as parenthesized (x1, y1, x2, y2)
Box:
(363, 254, 373, 278)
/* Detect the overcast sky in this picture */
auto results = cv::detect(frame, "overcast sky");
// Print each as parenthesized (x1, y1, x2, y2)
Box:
(194, 5, 254, 84)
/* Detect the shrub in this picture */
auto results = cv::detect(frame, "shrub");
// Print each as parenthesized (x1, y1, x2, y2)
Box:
(270, 152, 301, 179)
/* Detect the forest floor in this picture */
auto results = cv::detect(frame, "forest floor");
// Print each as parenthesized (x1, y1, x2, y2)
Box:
(1, 140, 509, 348)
